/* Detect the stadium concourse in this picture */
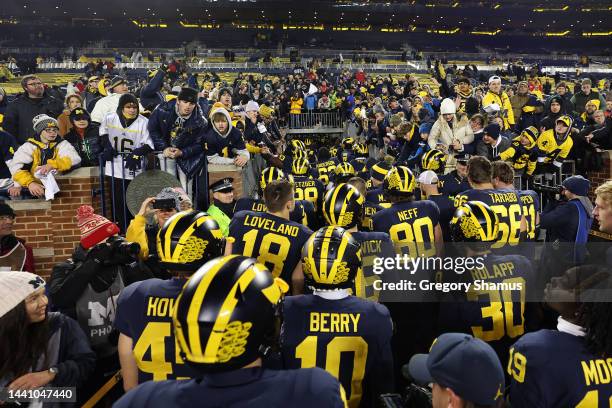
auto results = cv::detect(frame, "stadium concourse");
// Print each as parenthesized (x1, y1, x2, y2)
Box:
(1, 28, 612, 408)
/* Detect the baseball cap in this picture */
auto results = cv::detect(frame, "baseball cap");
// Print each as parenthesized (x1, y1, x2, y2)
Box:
(417, 170, 439, 185)
(407, 333, 505, 406)
(488, 75, 501, 84)
(455, 152, 471, 163)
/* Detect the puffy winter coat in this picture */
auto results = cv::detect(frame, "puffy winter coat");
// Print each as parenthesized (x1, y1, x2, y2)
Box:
(2, 92, 64, 143)
(148, 100, 208, 177)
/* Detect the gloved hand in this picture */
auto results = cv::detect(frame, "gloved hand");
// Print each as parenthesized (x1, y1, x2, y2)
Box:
(100, 135, 118, 161)
(88, 243, 113, 264)
(124, 145, 153, 171)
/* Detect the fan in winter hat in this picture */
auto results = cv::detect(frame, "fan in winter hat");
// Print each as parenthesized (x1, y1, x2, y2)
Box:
(32, 114, 59, 135)
(0, 272, 46, 318)
(245, 100, 260, 112)
(76, 205, 120, 249)
(155, 187, 181, 211)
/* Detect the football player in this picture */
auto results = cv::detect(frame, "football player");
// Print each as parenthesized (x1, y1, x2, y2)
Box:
(281, 226, 394, 408)
(536, 115, 574, 174)
(439, 201, 534, 366)
(454, 156, 526, 252)
(350, 142, 375, 178)
(492, 161, 540, 257)
(418, 170, 455, 243)
(347, 177, 383, 232)
(421, 148, 447, 174)
(114, 211, 224, 390)
(338, 137, 356, 163)
(437, 152, 471, 198)
(116, 256, 348, 408)
(227, 179, 313, 293)
(372, 166, 443, 259)
(234, 166, 315, 227)
(322, 183, 394, 301)
(292, 156, 326, 211)
(508, 265, 612, 407)
(329, 162, 356, 190)
(316, 147, 340, 187)
(365, 159, 393, 204)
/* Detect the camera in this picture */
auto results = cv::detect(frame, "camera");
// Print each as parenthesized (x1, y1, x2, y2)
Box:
(153, 198, 176, 210)
(532, 182, 563, 195)
(109, 237, 140, 260)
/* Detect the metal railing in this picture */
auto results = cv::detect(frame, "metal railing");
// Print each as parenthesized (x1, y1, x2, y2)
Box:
(289, 111, 344, 131)
(98, 151, 208, 232)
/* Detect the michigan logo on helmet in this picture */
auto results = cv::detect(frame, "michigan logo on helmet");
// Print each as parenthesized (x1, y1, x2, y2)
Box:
(352, 142, 368, 157)
(292, 156, 310, 176)
(173, 255, 288, 372)
(291, 139, 306, 152)
(157, 211, 224, 271)
(421, 149, 447, 172)
(383, 166, 416, 194)
(259, 167, 285, 191)
(302, 226, 362, 290)
(335, 162, 355, 177)
(450, 201, 499, 243)
(323, 184, 364, 229)
(342, 137, 355, 150)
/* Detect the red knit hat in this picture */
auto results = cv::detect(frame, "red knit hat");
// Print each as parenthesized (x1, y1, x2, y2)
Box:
(76, 205, 120, 249)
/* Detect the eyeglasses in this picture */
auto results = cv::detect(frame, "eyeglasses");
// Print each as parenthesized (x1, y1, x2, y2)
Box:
(43, 128, 58, 133)
(26, 81, 43, 87)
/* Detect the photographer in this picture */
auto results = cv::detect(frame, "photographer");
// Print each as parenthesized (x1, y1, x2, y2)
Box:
(48, 205, 152, 405)
(539, 175, 594, 288)
(126, 188, 183, 279)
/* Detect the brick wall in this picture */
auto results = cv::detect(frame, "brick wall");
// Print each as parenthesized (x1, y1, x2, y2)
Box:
(8, 165, 243, 278)
(589, 150, 612, 198)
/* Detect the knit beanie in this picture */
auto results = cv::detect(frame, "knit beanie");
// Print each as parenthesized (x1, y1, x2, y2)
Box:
(76, 205, 120, 249)
(32, 114, 59, 135)
(245, 100, 260, 112)
(0, 272, 46, 318)
(370, 160, 392, 182)
(155, 187, 181, 211)
(177, 87, 199, 104)
(440, 98, 456, 115)
(0, 201, 16, 218)
(419, 122, 433, 135)
(562, 175, 590, 197)
(484, 123, 501, 140)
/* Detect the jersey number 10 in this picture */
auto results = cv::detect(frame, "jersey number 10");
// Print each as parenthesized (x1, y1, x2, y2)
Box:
(296, 336, 368, 408)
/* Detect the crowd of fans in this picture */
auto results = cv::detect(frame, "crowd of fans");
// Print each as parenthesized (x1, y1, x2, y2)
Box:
(0, 59, 611, 407)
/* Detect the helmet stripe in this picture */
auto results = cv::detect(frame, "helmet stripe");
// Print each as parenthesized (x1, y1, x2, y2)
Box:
(320, 226, 335, 281)
(203, 260, 258, 362)
(163, 212, 185, 260)
(184, 256, 228, 359)
(328, 185, 343, 225)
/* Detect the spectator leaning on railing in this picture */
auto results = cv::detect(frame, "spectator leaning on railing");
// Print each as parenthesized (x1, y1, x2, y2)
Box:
(148, 87, 207, 193)
(10, 115, 81, 199)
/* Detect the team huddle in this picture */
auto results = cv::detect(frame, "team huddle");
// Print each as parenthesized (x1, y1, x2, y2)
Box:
(106, 133, 612, 408)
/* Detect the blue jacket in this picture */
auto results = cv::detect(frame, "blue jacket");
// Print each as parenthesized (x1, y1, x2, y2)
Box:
(140, 70, 166, 111)
(148, 100, 208, 177)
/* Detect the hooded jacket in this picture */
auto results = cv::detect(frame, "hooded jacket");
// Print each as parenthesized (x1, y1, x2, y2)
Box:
(90, 93, 145, 124)
(205, 104, 250, 165)
(2, 91, 64, 144)
(10, 135, 81, 187)
(540, 95, 567, 131)
(148, 99, 208, 177)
